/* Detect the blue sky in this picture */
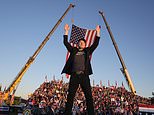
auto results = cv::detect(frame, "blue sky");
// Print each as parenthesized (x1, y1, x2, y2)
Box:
(0, 0, 154, 99)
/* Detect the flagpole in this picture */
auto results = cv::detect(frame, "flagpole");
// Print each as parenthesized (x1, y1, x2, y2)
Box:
(99, 11, 136, 94)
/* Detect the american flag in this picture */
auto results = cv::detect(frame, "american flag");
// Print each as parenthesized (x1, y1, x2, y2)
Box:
(65, 25, 97, 78)
(66, 24, 97, 61)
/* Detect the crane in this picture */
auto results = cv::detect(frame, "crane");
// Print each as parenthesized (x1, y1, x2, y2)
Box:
(0, 4, 75, 105)
(99, 11, 136, 94)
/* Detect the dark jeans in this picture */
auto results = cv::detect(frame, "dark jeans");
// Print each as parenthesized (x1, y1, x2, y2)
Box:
(64, 73, 94, 115)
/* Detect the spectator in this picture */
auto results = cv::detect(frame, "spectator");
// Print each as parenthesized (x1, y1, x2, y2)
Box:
(28, 78, 151, 114)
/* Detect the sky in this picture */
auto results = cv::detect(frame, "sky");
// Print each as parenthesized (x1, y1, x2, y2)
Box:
(0, 0, 154, 99)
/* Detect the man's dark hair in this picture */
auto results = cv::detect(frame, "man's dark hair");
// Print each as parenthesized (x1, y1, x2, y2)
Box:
(78, 38, 86, 44)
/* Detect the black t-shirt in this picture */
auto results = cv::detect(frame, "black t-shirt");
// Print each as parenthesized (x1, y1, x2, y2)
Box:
(72, 50, 85, 72)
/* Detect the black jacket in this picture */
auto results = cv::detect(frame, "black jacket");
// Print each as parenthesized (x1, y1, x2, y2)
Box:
(61, 35, 100, 75)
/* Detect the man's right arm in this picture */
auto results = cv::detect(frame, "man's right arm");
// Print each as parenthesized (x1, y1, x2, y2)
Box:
(63, 24, 73, 52)
(63, 35, 73, 52)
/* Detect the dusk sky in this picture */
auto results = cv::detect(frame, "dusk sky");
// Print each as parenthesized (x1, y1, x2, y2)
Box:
(0, 0, 154, 99)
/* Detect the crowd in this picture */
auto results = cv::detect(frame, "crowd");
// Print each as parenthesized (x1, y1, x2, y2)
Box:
(27, 78, 151, 115)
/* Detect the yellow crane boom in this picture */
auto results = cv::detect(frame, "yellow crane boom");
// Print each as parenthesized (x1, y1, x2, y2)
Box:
(1, 4, 75, 103)
(99, 11, 136, 94)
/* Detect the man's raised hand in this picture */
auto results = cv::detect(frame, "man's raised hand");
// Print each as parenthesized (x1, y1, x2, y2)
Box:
(64, 24, 70, 35)
(96, 25, 101, 37)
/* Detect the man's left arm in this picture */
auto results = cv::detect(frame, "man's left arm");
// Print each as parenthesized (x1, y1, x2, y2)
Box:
(89, 25, 101, 54)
